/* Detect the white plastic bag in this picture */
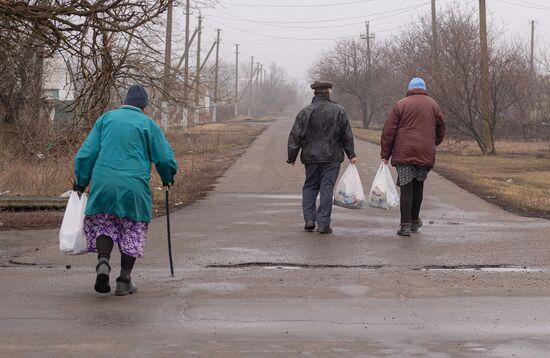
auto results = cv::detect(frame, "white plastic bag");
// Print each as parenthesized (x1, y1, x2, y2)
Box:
(333, 164, 366, 209)
(368, 163, 400, 210)
(59, 191, 88, 255)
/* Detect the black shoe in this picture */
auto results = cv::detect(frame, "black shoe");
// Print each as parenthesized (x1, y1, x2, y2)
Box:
(411, 218, 423, 233)
(317, 226, 333, 234)
(94, 259, 111, 294)
(397, 224, 411, 237)
(115, 278, 138, 296)
(304, 220, 316, 232)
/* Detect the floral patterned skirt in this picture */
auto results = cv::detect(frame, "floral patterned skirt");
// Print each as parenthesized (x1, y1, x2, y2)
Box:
(396, 164, 430, 187)
(84, 214, 149, 258)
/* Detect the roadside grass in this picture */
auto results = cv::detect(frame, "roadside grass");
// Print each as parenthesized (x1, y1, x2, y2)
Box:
(436, 152, 550, 218)
(352, 127, 550, 219)
(0, 122, 267, 230)
(353, 127, 381, 145)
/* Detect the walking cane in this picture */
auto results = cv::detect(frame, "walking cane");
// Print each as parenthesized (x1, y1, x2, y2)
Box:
(164, 187, 175, 277)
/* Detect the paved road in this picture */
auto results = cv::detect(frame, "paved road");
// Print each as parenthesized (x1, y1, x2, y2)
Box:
(2, 116, 550, 357)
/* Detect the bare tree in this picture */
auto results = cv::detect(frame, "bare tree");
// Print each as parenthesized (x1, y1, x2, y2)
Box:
(388, 6, 535, 154)
(309, 39, 392, 128)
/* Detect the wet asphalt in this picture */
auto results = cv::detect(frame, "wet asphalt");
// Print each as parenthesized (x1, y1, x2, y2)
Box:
(1, 116, 550, 357)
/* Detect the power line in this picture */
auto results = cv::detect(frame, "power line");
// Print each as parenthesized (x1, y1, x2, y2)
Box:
(496, 0, 550, 10)
(207, 3, 430, 41)
(207, 18, 361, 41)
(211, 3, 429, 25)
(516, 0, 550, 9)
(207, 13, 413, 31)
(221, 0, 372, 8)
(208, 14, 367, 29)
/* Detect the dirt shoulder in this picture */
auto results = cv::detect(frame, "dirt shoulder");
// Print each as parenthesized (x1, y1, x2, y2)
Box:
(0, 120, 268, 231)
(353, 127, 550, 220)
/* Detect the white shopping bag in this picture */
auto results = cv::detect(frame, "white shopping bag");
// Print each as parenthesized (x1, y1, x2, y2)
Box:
(333, 164, 366, 209)
(368, 163, 400, 210)
(59, 191, 88, 255)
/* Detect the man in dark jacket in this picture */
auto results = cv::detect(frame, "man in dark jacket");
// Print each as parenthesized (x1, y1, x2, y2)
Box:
(380, 77, 445, 236)
(288, 81, 357, 234)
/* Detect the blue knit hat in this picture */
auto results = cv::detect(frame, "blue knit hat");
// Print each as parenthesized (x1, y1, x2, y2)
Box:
(124, 84, 149, 108)
(408, 77, 426, 91)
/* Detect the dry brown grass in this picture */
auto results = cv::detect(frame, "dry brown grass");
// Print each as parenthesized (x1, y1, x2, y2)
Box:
(353, 127, 381, 145)
(436, 153, 550, 218)
(0, 154, 74, 196)
(352, 127, 550, 219)
(0, 121, 267, 230)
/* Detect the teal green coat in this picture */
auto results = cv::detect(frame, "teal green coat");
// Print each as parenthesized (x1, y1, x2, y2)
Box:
(74, 105, 178, 223)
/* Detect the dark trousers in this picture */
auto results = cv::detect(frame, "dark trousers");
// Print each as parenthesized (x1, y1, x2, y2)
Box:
(400, 179, 424, 224)
(303, 162, 340, 227)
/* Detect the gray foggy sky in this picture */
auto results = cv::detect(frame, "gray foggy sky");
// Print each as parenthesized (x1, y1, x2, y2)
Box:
(195, 0, 550, 83)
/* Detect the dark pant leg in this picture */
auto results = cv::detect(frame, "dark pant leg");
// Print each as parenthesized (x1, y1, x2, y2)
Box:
(303, 164, 321, 222)
(411, 179, 424, 221)
(96, 235, 114, 260)
(400, 181, 414, 224)
(317, 162, 341, 227)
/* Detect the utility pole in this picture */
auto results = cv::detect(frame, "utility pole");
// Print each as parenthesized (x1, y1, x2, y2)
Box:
(199, 40, 217, 73)
(479, 0, 493, 154)
(360, 21, 375, 129)
(183, 0, 191, 105)
(234, 44, 239, 118)
(360, 21, 375, 75)
(162, 0, 174, 130)
(214, 29, 221, 102)
(431, 0, 439, 73)
(194, 15, 202, 124)
(175, 28, 197, 72)
(530, 20, 535, 74)
(253, 62, 260, 116)
(248, 56, 254, 116)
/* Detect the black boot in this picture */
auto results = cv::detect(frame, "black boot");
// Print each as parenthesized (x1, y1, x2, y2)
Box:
(397, 223, 411, 237)
(317, 226, 333, 234)
(94, 236, 114, 293)
(115, 253, 137, 296)
(304, 220, 316, 232)
(115, 275, 138, 296)
(94, 258, 111, 293)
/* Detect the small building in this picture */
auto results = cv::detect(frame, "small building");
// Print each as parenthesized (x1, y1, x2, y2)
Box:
(43, 57, 74, 101)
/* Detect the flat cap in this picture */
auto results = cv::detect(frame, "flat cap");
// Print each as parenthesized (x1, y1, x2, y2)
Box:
(310, 81, 333, 90)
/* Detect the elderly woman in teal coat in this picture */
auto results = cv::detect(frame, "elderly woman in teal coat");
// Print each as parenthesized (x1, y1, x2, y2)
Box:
(73, 85, 177, 295)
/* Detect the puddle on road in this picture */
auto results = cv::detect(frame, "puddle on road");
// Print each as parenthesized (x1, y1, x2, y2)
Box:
(224, 193, 302, 200)
(214, 247, 268, 255)
(232, 221, 271, 226)
(427, 220, 465, 226)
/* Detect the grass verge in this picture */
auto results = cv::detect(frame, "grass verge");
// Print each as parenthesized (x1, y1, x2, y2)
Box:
(0, 121, 267, 230)
(353, 127, 550, 219)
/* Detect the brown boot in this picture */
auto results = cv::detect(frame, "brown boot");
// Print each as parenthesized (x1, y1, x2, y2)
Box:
(397, 223, 411, 237)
